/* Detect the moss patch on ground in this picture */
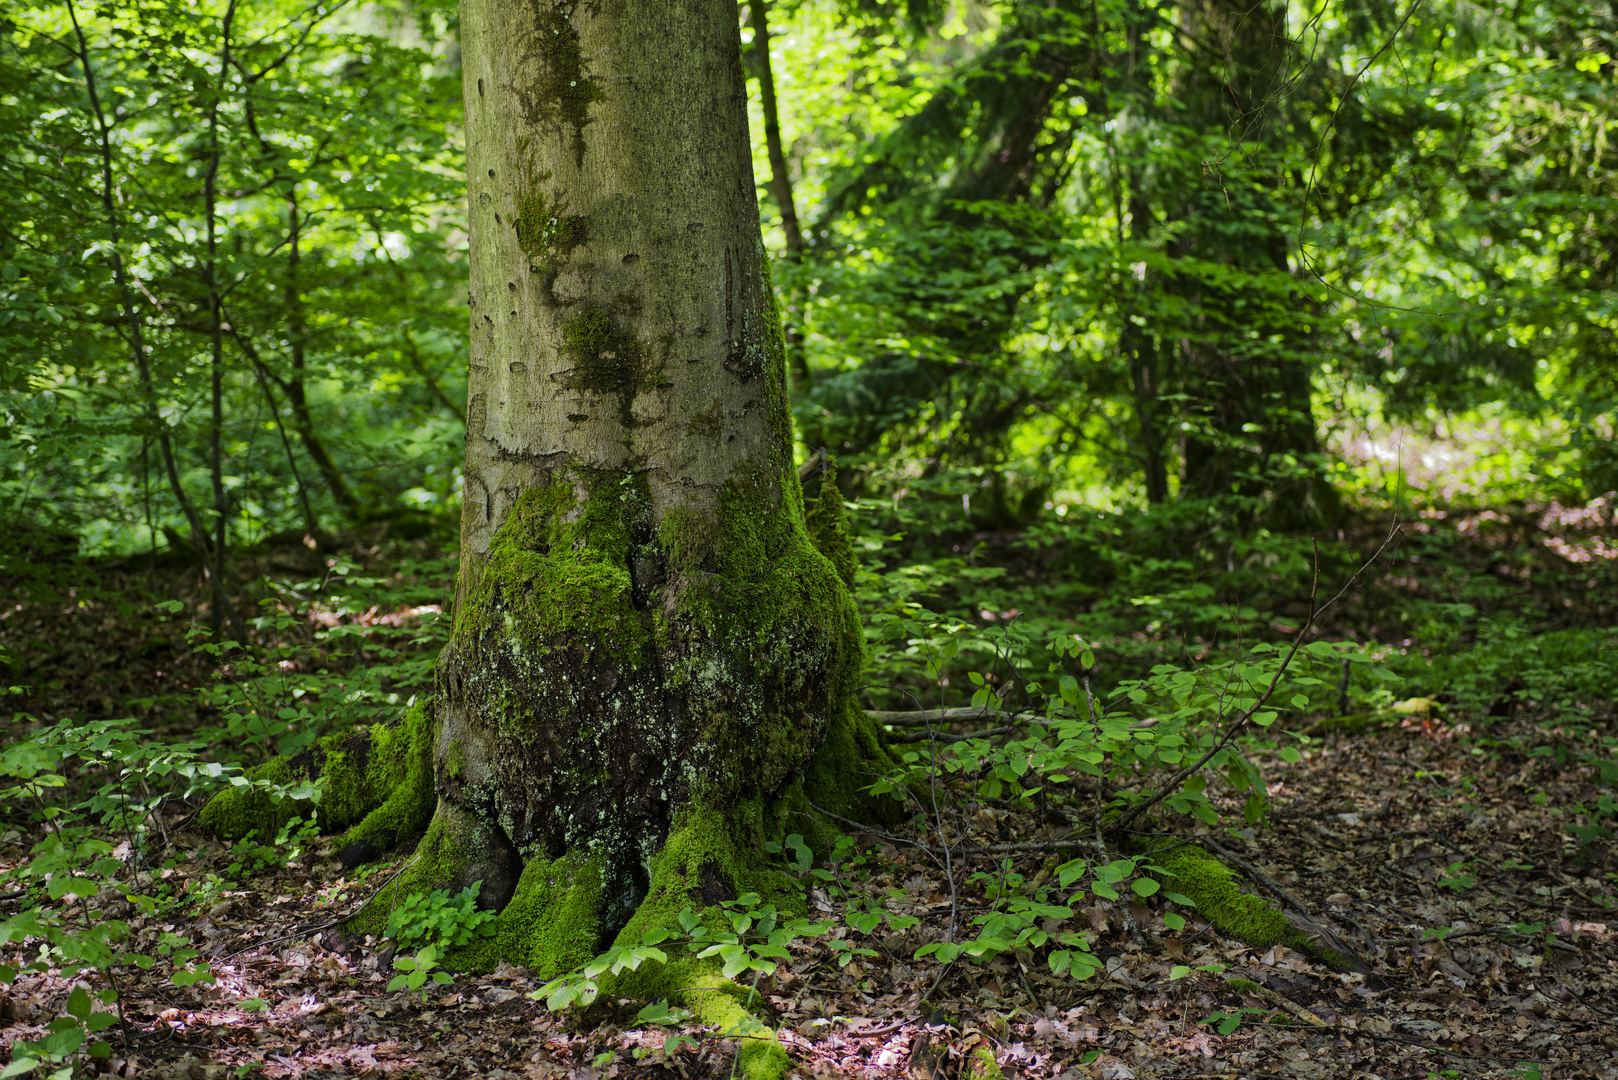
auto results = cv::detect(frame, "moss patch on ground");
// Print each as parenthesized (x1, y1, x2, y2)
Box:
(1138, 840, 1356, 970)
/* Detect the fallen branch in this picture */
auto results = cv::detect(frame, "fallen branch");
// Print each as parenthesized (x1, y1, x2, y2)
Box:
(866, 705, 998, 727)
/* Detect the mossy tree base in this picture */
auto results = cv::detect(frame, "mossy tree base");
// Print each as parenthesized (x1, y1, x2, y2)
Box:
(316, 458, 891, 1080)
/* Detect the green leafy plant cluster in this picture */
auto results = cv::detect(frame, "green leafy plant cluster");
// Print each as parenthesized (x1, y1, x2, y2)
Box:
(387, 944, 455, 999)
(532, 891, 828, 1013)
(385, 881, 498, 954)
(0, 712, 321, 1076)
(0, 985, 120, 1080)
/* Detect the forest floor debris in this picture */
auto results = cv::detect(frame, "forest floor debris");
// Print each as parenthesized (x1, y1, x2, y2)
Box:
(2, 708, 1612, 1078)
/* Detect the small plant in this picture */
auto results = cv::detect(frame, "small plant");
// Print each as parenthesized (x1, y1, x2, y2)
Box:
(387, 944, 453, 999)
(632, 1000, 698, 1060)
(0, 985, 119, 1080)
(531, 892, 830, 1012)
(384, 881, 498, 953)
(1202, 1006, 1273, 1035)
(1437, 861, 1477, 892)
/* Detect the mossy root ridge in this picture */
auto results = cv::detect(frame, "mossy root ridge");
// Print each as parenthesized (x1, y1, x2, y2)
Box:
(1139, 839, 1360, 971)
(199, 698, 437, 862)
(589, 802, 804, 1080)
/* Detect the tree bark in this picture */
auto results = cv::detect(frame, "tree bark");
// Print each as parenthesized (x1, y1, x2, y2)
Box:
(366, 0, 890, 1038)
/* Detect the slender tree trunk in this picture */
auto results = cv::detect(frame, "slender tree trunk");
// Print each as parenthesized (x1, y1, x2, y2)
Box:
(744, 0, 810, 389)
(1167, 0, 1333, 526)
(746, 0, 802, 259)
(381, 4, 889, 1045)
(1124, 190, 1168, 505)
(235, 324, 321, 537)
(202, 1, 238, 640)
(64, 0, 242, 633)
(284, 190, 363, 514)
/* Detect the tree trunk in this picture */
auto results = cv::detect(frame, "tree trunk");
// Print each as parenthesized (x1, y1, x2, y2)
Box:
(367, 0, 889, 1038)
(1164, 0, 1337, 528)
(744, 0, 811, 390)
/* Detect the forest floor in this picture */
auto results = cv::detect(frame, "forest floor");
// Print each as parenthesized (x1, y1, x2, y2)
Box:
(2, 512, 1616, 1080)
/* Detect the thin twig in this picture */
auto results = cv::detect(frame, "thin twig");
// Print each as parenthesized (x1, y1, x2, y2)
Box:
(222, 855, 419, 959)
(1113, 544, 1323, 835)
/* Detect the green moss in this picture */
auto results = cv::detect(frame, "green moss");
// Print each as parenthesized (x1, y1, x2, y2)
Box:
(453, 475, 651, 691)
(1227, 977, 1262, 994)
(199, 699, 436, 850)
(1308, 712, 1384, 735)
(343, 698, 438, 852)
(804, 459, 856, 590)
(966, 1042, 1002, 1080)
(346, 804, 476, 942)
(418, 803, 796, 1076)
(618, 958, 790, 1079)
(649, 473, 880, 808)
(617, 802, 802, 946)
(517, 2, 605, 167)
(1138, 841, 1355, 969)
(1388, 697, 1445, 719)
(198, 756, 297, 841)
(559, 307, 662, 427)
(1139, 842, 1293, 950)
(513, 165, 587, 289)
(798, 699, 899, 825)
(445, 850, 606, 975)
(609, 804, 796, 1080)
